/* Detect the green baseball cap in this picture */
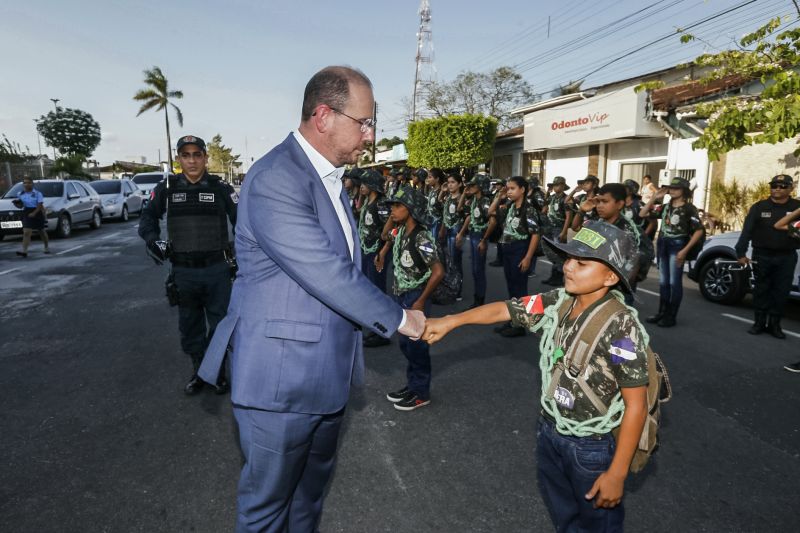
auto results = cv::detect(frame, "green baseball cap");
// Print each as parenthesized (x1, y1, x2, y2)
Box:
(386, 185, 428, 223)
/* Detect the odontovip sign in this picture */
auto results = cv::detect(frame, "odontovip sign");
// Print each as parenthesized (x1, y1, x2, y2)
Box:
(523, 88, 663, 150)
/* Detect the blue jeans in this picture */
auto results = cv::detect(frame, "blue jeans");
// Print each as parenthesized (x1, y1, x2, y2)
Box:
(502, 239, 531, 298)
(468, 231, 488, 299)
(656, 236, 687, 312)
(537, 418, 624, 532)
(394, 288, 433, 399)
(445, 226, 463, 297)
(361, 250, 387, 294)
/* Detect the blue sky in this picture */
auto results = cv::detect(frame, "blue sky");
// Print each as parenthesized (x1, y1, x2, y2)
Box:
(1, 0, 795, 167)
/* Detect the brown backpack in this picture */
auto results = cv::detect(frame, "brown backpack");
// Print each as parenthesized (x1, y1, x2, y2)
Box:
(549, 296, 672, 473)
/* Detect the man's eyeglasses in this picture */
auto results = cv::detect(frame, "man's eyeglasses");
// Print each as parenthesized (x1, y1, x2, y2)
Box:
(330, 107, 376, 133)
(771, 183, 791, 189)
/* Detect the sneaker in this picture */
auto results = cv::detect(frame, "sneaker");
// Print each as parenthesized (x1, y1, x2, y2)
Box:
(455, 296, 463, 302)
(43, 249, 51, 254)
(386, 386, 413, 403)
(783, 361, 800, 373)
(394, 394, 430, 411)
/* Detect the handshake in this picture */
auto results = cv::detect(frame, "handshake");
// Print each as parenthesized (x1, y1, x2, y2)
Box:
(397, 310, 451, 344)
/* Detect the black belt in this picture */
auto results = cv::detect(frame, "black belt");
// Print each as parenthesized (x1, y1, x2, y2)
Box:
(171, 252, 226, 268)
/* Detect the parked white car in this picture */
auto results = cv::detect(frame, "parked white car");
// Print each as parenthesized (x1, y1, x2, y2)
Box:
(131, 172, 174, 207)
(88, 178, 144, 221)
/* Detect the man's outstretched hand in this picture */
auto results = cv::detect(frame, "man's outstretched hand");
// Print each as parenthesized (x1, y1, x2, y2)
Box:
(398, 310, 426, 340)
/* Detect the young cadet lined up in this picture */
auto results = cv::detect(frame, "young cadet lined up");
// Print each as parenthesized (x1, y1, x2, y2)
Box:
(422, 221, 650, 532)
(542, 176, 572, 286)
(439, 173, 468, 301)
(490, 176, 542, 338)
(376, 185, 444, 411)
(456, 174, 497, 309)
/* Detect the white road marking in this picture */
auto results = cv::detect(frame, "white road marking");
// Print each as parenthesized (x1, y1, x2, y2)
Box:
(0, 268, 20, 276)
(99, 232, 122, 240)
(637, 288, 659, 296)
(721, 313, 800, 339)
(56, 245, 84, 256)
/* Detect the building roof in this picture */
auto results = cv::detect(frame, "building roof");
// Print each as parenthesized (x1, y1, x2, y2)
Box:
(496, 126, 523, 139)
(90, 160, 160, 173)
(650, 74, 750, 111)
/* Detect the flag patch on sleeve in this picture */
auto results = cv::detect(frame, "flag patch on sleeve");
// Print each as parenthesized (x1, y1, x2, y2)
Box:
(521, 294, 544, 316)
(610, 337, 637, 364)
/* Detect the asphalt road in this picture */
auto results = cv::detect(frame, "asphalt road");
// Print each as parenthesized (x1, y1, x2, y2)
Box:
(1, 222, 799, 532)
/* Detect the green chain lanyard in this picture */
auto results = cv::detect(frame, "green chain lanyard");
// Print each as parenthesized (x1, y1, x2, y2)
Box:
(503, 202, 529, 241)
(443, 196, 460, 229)
(532, 288, 651, 437)
(392, 226, 431, 291)
(469, 197, 489, 232)
(358, 201, 381, 254)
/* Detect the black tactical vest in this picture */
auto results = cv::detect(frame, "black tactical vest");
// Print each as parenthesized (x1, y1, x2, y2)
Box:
(166, 177, 230, 254)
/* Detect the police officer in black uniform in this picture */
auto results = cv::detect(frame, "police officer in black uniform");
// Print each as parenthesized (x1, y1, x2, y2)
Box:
(735, 174, 800, 339)
(138, 135, 238, 394)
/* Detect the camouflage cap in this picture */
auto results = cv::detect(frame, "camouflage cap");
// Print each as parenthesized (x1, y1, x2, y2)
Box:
(359, 169, 385, 194)
(386, 185, 427, 222)
(343, 167, 363, 184)
(466, 173, 491, 193)
(414, 168, 429, 180)
(549, 176, 570, 190)
(388, 167, 401, 177)
(666, 177, 691, 190)
(577, 174, 599, 186)
(623, 179, 640, 194)
(544, 220, 636, 293)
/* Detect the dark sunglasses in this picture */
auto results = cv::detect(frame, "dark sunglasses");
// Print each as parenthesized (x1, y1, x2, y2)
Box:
(770, 183, 791, 189)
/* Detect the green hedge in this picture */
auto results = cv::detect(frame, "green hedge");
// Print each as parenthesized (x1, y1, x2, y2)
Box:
(406, 114, 497, 168)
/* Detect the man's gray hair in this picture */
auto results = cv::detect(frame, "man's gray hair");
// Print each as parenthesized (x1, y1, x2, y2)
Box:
(301, 66, 372, 121)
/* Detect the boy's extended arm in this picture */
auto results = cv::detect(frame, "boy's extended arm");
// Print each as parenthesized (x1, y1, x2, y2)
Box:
(423, 302, 511, 344)
(585, 385, 647, 509)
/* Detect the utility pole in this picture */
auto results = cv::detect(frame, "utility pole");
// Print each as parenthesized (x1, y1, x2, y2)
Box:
(411, 0, 435, 122)
(33, 120, 44, 177)
(372, 101, 377, 162)
(48, 98, 60, 160)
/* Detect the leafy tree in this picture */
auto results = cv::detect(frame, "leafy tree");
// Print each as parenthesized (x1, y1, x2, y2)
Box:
(422, 67, 534, 130)
(376, 136, 405, 149)
(133, 66, 184, 169)
(36, 108, 101, 158)
(0, 134, 35, 163)
(50, 154, 90, 179)
(638, 16, 800, 160)
(206, 134, 241, 181)
(407, 114, 497, 168)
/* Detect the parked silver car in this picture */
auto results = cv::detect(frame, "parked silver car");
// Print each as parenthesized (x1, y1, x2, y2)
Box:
(0, 179, 103, 239)
(88, 178, 144, 221)
(687, 230, 800, 304)
(131, 172, 174, 207)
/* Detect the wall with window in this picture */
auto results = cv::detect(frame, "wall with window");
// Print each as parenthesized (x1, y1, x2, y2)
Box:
(605, 138, 668, 184)
(544, 146, 588, 188)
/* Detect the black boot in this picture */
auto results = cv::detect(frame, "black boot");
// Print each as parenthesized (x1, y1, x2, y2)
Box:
(184, 353, 205, 395)
(646, 299, 668, 324)
(469, 295, 485, 309)
(657, 304, 677, 328)
(747, 312, 767, 335)
(768, 315, 786, 339)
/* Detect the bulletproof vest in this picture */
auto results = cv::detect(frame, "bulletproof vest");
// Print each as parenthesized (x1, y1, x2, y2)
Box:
(166, 177, 230, 254)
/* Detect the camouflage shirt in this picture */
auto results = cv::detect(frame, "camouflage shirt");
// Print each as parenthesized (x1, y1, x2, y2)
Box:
(652, 201, 703, 239)
(506, 290, 649, 423)
(442, 194, 467, 229)
(427, 189, 443, 223)
(468, 195, 493, 232)
(392, 226, 440, 295)
(546, 192, 568, 229)
(500, 199, 541, 244)
(358, 197, 389, 253)
(622, 196, 647, 232)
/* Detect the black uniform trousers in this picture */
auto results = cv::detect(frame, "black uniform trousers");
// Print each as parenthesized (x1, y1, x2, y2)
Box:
(172, 260, 232, 364)
(752, 248, 797, 318)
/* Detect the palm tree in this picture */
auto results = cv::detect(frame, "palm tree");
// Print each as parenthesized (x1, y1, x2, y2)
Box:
(133, 66, 183, 169)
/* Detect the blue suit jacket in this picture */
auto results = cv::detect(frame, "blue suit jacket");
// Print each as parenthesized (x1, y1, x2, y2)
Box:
(199, 134, 403, 414)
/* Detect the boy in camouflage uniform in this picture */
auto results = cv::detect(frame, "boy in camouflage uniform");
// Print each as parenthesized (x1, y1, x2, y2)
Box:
(457, 174, 497, 308)
(543, 176, 572, 286)
(376, 186, 444, 411)
(423, 220, 649, 531)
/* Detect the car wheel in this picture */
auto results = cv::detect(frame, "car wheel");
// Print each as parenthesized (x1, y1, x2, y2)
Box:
(90, 209, 102, 229)
(698, 259, 746, 304)
(120, 205, 129, 222)
(56, 214, 72, 238)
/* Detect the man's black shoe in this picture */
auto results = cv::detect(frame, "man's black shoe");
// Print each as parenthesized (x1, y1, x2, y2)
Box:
(183, 374, 205, 395)
(489, 260, 502, 267)
(747, 323, 766, 335)
(783, 361, 800, 373)
(657, 315, 676, 328)
(213, 379, 229, 395)
(768, 321, 786, 340)
(500, 326, 526, 337)
(386, 386, 413, 403)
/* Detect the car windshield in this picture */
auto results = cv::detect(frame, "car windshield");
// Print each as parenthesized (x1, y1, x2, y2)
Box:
(2, 182, 64, 198)
(132, 174, 164, 185)
(88, 181, 121, 194)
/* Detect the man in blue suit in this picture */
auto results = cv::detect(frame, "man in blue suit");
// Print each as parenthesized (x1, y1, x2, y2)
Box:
(199, 66, 426, 532)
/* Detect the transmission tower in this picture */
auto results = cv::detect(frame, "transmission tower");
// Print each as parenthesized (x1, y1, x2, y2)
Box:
(411, 0, 435, 121)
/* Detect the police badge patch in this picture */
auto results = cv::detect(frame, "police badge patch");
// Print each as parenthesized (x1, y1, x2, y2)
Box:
(171, 193, 186, 202)
(199, 193, 215, 202)
(401, 250, 414, 268)
(230, 191, 239, 204)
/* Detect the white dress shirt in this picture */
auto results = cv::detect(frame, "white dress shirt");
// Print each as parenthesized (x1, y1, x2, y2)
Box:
(293, 131, 354, 258)
(292, 131, 407, 330)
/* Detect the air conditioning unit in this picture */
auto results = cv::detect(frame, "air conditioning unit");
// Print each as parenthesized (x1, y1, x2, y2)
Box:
(659, 169, 676, 186)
